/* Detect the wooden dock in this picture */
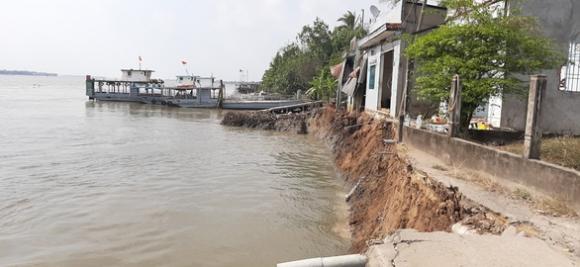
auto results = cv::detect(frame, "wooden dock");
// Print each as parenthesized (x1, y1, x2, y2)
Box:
(264, 101, 324, 114)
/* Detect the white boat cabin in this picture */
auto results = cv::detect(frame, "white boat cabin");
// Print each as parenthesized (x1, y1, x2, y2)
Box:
(121, 69, 154, 82)
(177, 75, 198, 88)
(176, 75, 218, 88)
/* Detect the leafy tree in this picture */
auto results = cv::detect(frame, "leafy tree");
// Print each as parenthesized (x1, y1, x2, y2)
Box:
(261, 44, 308, 94)
(337, 11, 357, 30)
(262, 11, 367, 96)
(298, 18, 333, 61)
(406, 0, 563, 131)
(306, 68, 336, 101)
(330, 12, 367, 64)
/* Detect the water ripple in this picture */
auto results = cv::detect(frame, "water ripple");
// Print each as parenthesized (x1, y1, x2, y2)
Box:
(0, 75, 349, 267)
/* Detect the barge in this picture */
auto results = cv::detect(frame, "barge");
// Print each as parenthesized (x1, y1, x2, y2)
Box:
(86, 70, 303, 110)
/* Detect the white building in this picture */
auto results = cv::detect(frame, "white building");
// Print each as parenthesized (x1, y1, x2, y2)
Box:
(341, 1, 447, 118)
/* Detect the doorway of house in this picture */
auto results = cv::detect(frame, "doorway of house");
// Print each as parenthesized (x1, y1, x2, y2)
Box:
(381, 51, 394, 110)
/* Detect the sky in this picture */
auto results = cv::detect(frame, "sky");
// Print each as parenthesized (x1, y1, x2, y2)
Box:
(0, 0, 380, 80)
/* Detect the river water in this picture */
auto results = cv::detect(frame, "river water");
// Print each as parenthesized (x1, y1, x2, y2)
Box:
(0, 75, 349, 267)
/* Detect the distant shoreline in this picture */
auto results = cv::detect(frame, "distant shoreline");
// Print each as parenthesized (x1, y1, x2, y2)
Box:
(0, 70, 58, 77)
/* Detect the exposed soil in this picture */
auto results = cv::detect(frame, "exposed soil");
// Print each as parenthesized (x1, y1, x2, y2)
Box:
(222, 111, 308, 134)
(308, 107, 507, 252)
(222, 107, 509, 253)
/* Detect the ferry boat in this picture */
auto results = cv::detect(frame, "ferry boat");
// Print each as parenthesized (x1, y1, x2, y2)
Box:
(236, 82, 260, 94)
(86, 69, 303, 110)
(168, 75, 224, 108)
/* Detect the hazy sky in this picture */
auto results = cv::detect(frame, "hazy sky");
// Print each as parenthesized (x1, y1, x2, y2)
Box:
(1, 0, 379, 80)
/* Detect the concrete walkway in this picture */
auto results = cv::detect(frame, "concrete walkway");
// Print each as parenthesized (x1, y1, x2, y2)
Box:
(367, 229, 576, 267)
(365, 146, 580, 266)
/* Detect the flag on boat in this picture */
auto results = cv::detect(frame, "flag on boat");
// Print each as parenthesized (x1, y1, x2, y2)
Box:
(138, 56, 143, 62)
(182, 60, 187, 65)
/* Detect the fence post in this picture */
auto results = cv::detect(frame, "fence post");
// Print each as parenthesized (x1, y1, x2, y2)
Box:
(523, 75, 547, 160)
(448, 75, 462, 137)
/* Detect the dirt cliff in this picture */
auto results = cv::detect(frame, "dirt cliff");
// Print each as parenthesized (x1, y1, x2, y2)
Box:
(308, 107, 506, 252)
(222, 111, 308, 134)
(222, 107, 507, 253)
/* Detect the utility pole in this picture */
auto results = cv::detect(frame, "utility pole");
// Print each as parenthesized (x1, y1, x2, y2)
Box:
(361, 9, 365, 28)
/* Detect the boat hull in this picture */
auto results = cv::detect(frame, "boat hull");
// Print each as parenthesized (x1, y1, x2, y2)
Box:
(92, 93, 303, 110)
(223, 100, 304, 110)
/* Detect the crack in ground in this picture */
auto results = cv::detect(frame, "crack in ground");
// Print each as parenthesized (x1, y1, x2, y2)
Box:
(391, 233, 425, 267)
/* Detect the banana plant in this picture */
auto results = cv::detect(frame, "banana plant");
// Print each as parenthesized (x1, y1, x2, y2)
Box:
(306, 69, 336, 101)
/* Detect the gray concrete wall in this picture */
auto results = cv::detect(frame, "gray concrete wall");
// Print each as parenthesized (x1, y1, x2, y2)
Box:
(403, 126, 580, 210)
(501, 0, 580, 135)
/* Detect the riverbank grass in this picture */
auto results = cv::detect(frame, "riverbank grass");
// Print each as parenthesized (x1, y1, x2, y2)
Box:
(501, 137, 580, 171)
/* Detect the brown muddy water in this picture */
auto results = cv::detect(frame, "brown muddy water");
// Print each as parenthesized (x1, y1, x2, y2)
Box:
(0, 75, 350, 267)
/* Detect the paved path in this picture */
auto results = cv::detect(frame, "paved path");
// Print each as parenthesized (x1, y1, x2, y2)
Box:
(365, 146, 580, 266)
(367, 229, 577, 267)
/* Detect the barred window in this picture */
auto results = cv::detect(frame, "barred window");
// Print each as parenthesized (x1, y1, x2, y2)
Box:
(560, 42, 580, 92)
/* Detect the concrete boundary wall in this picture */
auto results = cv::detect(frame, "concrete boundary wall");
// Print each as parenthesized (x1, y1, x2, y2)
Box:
(403, 126, 580, 210)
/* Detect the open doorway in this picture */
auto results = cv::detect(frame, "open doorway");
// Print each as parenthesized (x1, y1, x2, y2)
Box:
(380, 51, 394, 110)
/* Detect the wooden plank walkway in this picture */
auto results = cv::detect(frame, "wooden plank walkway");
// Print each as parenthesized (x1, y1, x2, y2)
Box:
(264, 101, 324, 114)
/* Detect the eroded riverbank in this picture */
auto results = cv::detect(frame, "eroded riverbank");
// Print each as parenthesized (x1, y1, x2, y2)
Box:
(223, 107, 510, 253)
(224, 106, 580, 265)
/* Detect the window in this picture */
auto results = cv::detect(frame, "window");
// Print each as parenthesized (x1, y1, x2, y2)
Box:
(369, 65, 376, 90)
(560, 42, 580, 92)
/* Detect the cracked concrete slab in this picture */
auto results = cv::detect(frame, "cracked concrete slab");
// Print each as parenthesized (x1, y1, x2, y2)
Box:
(407, 147, 580, 259)
(367, 230, 577, 267)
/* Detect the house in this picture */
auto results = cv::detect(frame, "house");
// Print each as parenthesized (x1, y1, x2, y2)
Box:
(499, 0, 580, 135)
(461, 0, 580, 134)
(343, 0, 580, 135)
(339, 1, 447, 118)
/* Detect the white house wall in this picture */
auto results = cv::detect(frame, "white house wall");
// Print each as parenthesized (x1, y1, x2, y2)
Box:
(385, 41, 402, 118)
(368, 1, 403, 33)
(365, 45, 382, 111)
(488, 95, 503, 128)
(365, 41, 403, 116)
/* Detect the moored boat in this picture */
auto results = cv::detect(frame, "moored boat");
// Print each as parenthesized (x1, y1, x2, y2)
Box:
(86, 69, 305, 110)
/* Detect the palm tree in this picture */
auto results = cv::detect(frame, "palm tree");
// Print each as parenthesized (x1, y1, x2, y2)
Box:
(337, 11, 357, 30)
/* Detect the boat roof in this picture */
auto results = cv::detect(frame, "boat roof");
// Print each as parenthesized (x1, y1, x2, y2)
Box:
(121, 69, 155, 72)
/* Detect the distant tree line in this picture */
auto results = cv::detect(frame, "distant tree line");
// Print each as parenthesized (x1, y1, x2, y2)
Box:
(0, 69, 57, 77)
(261, 11, 366, 99)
